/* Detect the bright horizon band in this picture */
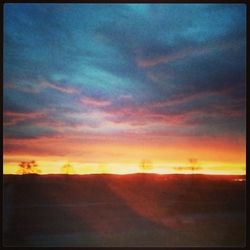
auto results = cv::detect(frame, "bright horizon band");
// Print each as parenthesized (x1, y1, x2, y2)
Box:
(3, 132, 246, 175)
(4, 154, 245, 175)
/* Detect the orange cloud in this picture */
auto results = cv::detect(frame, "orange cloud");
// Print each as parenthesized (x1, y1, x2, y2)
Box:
(136, 40, 239, 68)
(80, 96, 111, 107)
(41, 81, 77, 94)
(3, 130, 245, 167)
(3, 111, 46, 126)
(5, 81, 78, 94)
(152, 86, 235, 108)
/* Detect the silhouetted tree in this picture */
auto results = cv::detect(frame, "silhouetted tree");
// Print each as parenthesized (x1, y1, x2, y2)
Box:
(139, 159, 153, 172)
(174, 159, 202, 173)
(16, 160, 41, 175)
(188, 158, 202, 172)
(61, 163, 75, 174)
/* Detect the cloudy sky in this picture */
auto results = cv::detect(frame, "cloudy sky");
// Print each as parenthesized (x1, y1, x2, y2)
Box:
(3, 4, 246, 174)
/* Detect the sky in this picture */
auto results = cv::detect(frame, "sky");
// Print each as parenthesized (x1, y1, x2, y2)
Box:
(3, 3, 246, 175)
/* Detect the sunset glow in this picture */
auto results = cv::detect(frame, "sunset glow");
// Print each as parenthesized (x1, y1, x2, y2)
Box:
(3, 4, 246, 176)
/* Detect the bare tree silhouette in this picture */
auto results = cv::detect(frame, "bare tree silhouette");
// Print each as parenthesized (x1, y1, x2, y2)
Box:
(16, 160, 41, 175)
(139, 159, 153, 172)
(61, 162, 75, 175)
(174, 158, 202, 173)
(188, 158, 197, 171)
(188, 158, 202, 172)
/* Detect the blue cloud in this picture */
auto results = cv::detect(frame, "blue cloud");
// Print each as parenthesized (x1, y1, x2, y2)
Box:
(3, 3, 246, 140)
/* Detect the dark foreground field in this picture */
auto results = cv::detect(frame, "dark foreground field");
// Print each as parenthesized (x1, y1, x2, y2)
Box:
(3, 174, 246, 247)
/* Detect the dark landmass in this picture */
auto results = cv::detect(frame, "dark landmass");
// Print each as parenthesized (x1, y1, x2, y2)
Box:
(3, 174, 246, 247)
